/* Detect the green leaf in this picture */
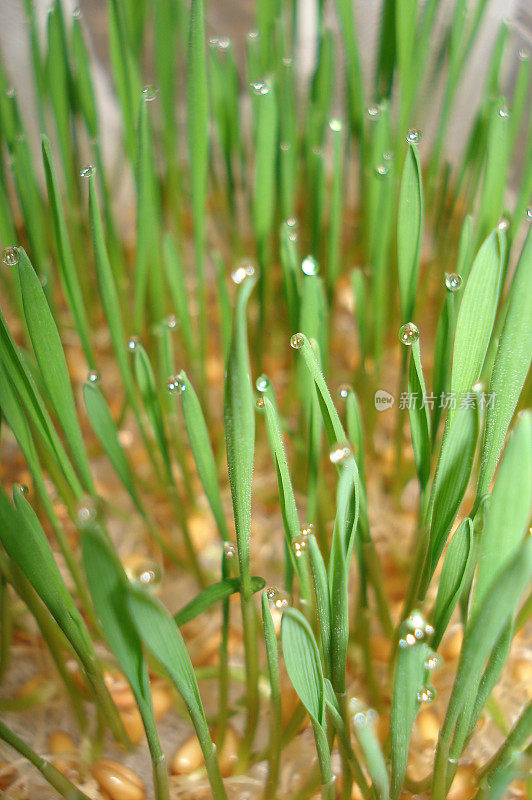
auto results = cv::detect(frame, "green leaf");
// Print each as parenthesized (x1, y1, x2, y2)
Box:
(0, 307, 82, 497)
(133, 343, 171, 477)
(407, 339, 431, 490)
(397, 143, 423, 322)
(390, 633, 431, 800)
(82, 529, 147, 688)
(224, 274, 256, 592)
(478, 229, 532, 498)
(449, 229, 504, 423)
(474, 411, 532, 610)
(83, 380, 143, 514)
(17, 248, 94, 494)
(426, 399, 479, 581)
(435, 537, 532, 794)
(174, 576, 265, 626)
(292, 332, 345, 446)
(178, 370, 228, 539)
(350, 701, 389, 800)
(41, 137, 94, 366)
(281, 608, 325, 728)
(127, 586, 206, 731)
(163, 236, 195, 361)
(431, 518, 474, 649)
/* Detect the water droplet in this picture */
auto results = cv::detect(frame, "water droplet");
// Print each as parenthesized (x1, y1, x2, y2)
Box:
(251, 79, 270, 95)
(266, 586, 290, 610)
(399, 639, 407, 648)
(406, 128, 422, 144)
(406, 610, 431, 636)
(330, 441, 352, 465)
(288, 231, 298, 242)
(497, 216, 510, 232)
(498, 105, 509, 118)
(15, 483, 28, 496)
(255, 374, 270, 392)
(472, 381, 484, 394)
(165, 314, 178, 329)
(518, 48, 529, 61)
(79, 165, 95, 178)
(247, 29, 259, 40)
(290, 333, 304, 350)
(142, 85, 159, 101)
(280, 141, 290, 152)
(375, 163, 389, 176)
(218, 36, 231, 49)
(424, 654, 441, 671)
(167, 375, 186, 395)
(293, 528, 311, 558)
(353, 711, 367, 728)
(417, 686, 435, 703)
(405, 633, 416, 646)
(231, 262, 255, 284)
(255, 396, 265, 409)
(367, 105, 381, 119)
(2, 247, 19, 267)
(286, 216, 297, 228)
(329, 118, 342, 132)
(127, 336, 140, 351)
(526, 207, 532, 219)
(75, 495, 101, 528)
(383, 151, 393, 161)
(339, 384, 351, 399)
(134, 559, 162, 587)
(224, 541, 237, 560)
(399, 322, 419, 346)
(301, 255, 319, 276)
(87, 369, 101, 385)
(445, 272, 462, 292)
(209, 36, 219, 46)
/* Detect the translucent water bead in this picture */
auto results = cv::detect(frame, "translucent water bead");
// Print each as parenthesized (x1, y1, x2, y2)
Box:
(231, 262, 255, 284)
(75, 495, 101, 528)
(266, 587, 290, 611)
(2, 246, 19, 266)
(445, 273, 462, 292)
(87, 370, 101, 385)
(417, 686, 436, 703)
(406, 129, 422, 144)
(290, 333, 304, 349)
(167, 375, 186, 395)
(224, 541, 237, 560)
(293, 524, 313, 558)
(79, 165, 95, 178)
(133, 560, 162, 587)
(301, 255, 319, 276)
(398, 322, 419, 345)
(255, 374, 270, 392)
(330, 441, 352, 465)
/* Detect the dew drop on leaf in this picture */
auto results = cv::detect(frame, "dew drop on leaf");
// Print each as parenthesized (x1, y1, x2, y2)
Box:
(330, 441, 352, 465)
(255, 374, 270, 392)
(290, 333, 304, 350)
(406, 128, 422, 144)
(301, 255, 319, 276)
(2, 246, 19, 267)
(445, 272, 462, 292)
(399, 322, 419, 345)
(87, 370, 101, 385)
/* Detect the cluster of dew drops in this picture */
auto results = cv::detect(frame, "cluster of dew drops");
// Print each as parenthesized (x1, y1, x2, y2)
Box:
(399, 610, 440, 705)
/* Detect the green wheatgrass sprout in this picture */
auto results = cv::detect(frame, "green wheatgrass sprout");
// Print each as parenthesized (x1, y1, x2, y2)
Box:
(0, 1, 531, 800)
